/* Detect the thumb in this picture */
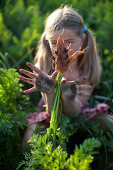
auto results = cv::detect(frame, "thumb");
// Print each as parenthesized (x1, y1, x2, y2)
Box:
(51, 71, 58, 80)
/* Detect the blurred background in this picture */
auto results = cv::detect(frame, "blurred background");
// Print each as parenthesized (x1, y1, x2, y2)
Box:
(0, 0, 113, 169)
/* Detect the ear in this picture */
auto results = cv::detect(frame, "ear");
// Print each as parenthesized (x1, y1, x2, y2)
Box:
(81, 33, 86, 45)
(79, 33, 86, 50)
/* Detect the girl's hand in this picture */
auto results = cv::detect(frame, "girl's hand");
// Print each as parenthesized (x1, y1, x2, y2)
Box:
(19, 62, 58, 94)
(60, 76, 92, 101)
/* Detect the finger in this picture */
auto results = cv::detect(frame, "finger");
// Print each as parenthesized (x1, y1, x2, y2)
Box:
(26, 62, 41, 74)
(51, 71, 58, 80)
(68, 49, 72, 56)
(77, 85, 92, 91)
(19, 75, 34, 85)
(66, 43, 71, 50)
(74, 76, 88, 85)
(20, 69, 37, 79)
(75, 98, 83, 107)
(24, 87, 37, 94)
(77, 91, 90, 97)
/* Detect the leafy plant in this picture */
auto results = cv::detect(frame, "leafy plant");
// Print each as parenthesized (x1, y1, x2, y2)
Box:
(0, 68, 32, 170)
(65, 138, 101, 170)
(0, 0, 43, 69)
(18, 115, 102, 170)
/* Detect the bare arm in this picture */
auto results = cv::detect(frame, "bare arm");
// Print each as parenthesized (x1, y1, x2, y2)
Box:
(91, 113, 113, 133)
(19, 62, 92, 117)
(42, 92, 54, 115)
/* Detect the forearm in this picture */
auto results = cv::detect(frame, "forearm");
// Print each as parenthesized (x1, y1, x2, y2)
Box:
(45, 93, 54, 115)
(62, 97, 82, 117)
(92, 114, 113, 133)
(22, 124, 37, 149)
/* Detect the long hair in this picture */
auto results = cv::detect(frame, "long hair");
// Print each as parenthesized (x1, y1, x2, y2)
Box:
(34, 6, 102, 85)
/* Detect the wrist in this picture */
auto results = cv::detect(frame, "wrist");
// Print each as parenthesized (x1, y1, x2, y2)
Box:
(46, 92, 54, 98)
(45, 93, 54, 116)
(62, 97, 82, 117)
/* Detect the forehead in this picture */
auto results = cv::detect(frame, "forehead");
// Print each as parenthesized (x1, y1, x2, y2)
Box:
(47, 28, 78, 41)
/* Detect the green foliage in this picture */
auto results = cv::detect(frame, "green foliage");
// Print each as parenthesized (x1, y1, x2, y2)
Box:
(0, 68, 23, 113)
(19, 117, 102, 170)
(56, 114, 78, 151)
(87, 1, 113, 53)
(0, 0, 43, 69)
(65, 138, 101, 170)
(0, 68, 32, 170)
(0, 12, 12, 49)
(26, 135, 67, 170)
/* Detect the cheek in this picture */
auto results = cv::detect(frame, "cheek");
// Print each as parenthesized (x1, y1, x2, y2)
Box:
(68, 45, 76, 56)
(49, 44, 56, 55)
(69, 43, 81, 55)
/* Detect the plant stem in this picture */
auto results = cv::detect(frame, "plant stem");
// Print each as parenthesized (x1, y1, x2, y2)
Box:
(48, 72, 63, 148)
(57, 98, 63, 127)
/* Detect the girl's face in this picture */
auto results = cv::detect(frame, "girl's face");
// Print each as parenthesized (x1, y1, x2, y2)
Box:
(47, 28, 82, 57)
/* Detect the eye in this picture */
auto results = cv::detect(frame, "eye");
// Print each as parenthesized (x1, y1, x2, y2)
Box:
(51, 41, 57, 45)
(65, 40, 74, 45)
(52, 43, 56, 45)
(67, 42, 71, 46)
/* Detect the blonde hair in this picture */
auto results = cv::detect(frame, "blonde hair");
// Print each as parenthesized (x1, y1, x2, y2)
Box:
(34, 6, 102, 86)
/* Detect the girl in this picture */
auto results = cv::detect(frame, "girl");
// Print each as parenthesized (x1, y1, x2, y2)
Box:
(19, 6, 112, 149)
